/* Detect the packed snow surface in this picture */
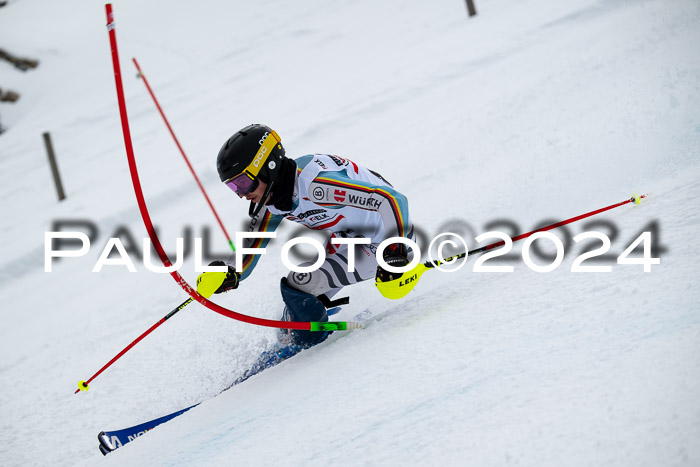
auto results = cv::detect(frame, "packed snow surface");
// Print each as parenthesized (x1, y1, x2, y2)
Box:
(1, 0, 699, 465)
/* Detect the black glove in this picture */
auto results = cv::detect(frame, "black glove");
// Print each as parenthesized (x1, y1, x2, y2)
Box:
(196, 261, 240, 298)
(376, 243, 409, 282)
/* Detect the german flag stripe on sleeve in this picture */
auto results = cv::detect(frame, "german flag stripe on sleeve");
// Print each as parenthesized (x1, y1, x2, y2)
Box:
(313, 176, 407, 237)
(240, 210, 274, 274)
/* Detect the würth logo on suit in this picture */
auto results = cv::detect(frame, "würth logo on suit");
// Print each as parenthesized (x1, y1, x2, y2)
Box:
(334, 189, 346, 202)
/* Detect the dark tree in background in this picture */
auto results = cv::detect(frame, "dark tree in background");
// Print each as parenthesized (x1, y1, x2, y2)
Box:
(0, 1, 40, 134)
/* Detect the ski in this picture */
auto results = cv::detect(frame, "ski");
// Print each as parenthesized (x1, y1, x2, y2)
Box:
(98, 404, 197, 453)
(97, 307, 365, 455)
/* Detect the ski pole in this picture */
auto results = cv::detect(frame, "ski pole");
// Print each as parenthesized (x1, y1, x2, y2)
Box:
(131, 57, 235, 252)
(76, 298, 193, 394)
(376, 194, 649, 299)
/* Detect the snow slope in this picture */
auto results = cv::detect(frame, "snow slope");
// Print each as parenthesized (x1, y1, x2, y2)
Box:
(1, 0, 699, 465)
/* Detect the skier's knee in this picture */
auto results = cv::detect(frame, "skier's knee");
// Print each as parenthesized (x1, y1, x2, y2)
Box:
(280, 277, 329, 348)
(285, 270, 326, 296)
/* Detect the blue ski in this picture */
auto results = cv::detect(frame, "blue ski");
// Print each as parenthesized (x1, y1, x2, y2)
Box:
(98, 405, 197, 453)
(98, 306, 355, 455)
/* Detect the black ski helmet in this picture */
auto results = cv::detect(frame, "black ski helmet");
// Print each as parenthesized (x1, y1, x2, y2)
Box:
(217, 124, 286, 217)
(217, 124, 285, 183)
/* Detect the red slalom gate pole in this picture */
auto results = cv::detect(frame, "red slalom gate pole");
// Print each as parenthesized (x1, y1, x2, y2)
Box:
(105, 6, 343, 319)
(75, 298, 193, 394)
(104, 3, 315, 330)
(132, 57, 235, 252)
(103, 3, 314, 328)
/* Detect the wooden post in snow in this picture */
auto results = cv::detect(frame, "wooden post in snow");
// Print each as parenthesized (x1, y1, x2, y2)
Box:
(43, 132, 66, 201)
(465, 0, 477, 17)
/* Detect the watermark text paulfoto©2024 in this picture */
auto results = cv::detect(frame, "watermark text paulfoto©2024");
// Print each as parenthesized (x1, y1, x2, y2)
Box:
(44, 219, 665, 275)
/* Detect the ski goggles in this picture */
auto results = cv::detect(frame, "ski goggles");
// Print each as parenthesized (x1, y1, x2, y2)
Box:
(224, 172, 258, 196)
(223, 130, 282, 196)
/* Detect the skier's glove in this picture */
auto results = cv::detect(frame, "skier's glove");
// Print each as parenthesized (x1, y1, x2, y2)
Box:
(375, 243, 409, 282)
(196, 261, 240, 298)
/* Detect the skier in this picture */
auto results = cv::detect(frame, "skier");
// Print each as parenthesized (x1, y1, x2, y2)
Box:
(197, 124, 415, 348)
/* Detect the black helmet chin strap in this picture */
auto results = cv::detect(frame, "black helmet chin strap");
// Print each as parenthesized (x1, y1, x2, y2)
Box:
(248, 179, 276, 218)
(246, 154, 297, 218)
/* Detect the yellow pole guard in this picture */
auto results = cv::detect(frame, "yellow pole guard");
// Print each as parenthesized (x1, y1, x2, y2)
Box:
(196, 271, 229, 299)
(375, 263, 431, 300)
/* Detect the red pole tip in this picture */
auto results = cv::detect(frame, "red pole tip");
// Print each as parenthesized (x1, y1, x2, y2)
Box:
(105, 4, 114, 25)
